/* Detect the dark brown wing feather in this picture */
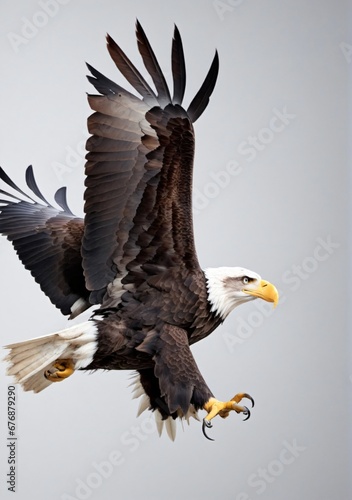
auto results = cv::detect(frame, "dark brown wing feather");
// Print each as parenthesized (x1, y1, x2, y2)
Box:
(82, 22, 218, 306)
(0, 167, 90, 318)
(171, 25, 186, 105)
(135, 20, 171, 106)
(187, 50, 219, 123)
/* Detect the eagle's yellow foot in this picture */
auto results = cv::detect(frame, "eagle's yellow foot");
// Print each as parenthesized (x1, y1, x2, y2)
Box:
(202, 393, 255, 441)
(44, 359, 75, 382)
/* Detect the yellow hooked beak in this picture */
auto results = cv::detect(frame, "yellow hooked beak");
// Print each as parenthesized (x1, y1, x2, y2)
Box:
(243, 279, 279, 308)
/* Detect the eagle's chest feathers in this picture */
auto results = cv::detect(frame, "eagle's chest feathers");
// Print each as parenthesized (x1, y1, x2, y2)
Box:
(132, 270, 214, 326)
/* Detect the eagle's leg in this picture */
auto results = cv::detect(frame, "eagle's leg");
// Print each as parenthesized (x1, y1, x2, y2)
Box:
(202, 393, 254, 440)
(44, 359, 75, 382)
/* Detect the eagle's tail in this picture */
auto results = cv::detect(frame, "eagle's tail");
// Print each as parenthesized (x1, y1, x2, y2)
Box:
(4, 321, 98, 393)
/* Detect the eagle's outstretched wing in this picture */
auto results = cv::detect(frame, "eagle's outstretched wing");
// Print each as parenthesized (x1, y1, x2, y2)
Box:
(82, 21, 219, 306)
(0, 166, 90, 318)
(0, 23, 218, 316)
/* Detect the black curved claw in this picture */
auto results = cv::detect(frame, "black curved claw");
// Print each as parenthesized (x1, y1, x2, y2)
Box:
(242, 406, 251, 421)
(202, 419, 214, 441)
(242, 393, 255, 408)
(248, 395, 255, 408)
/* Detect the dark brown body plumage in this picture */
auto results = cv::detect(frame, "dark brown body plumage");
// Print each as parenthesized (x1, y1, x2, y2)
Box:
(85, 266, 222, 417)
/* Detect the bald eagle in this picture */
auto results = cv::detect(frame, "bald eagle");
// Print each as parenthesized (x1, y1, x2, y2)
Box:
(1, 22, 278, 440)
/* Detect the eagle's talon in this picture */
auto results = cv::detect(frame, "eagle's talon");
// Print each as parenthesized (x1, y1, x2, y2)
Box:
(242, 406, 250, 421)
(202, 393, 254, 437)
(202, 419, 214, 441)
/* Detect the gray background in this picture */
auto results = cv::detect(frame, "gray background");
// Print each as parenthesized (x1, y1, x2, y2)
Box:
(0, 1, 350, 499)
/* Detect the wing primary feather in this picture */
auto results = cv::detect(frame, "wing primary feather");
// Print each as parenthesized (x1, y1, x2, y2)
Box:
(0, 189, 25, 202)
(86, 63, 135, 98)
(25, 166, 53, 207)
(106, 33, 158, 106)
(0, 166, 36, 203)
(135, 20, 171, 106)
(187, 50, 219, 123)
(171, 24, 186, 105)
(54, 187, 74, 216)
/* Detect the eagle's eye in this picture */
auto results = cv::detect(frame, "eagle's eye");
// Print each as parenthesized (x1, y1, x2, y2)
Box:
(242, 276, 249, 285)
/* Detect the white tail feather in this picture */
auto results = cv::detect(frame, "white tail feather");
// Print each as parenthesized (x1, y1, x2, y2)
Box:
(137, 394, 150, 416)
(154, 410, 164, 437)
(4, 321, 98, 393)
(165, 417, 177, 441)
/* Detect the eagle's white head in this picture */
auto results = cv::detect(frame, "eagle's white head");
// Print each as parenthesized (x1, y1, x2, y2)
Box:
(204, 267, 279, 320)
